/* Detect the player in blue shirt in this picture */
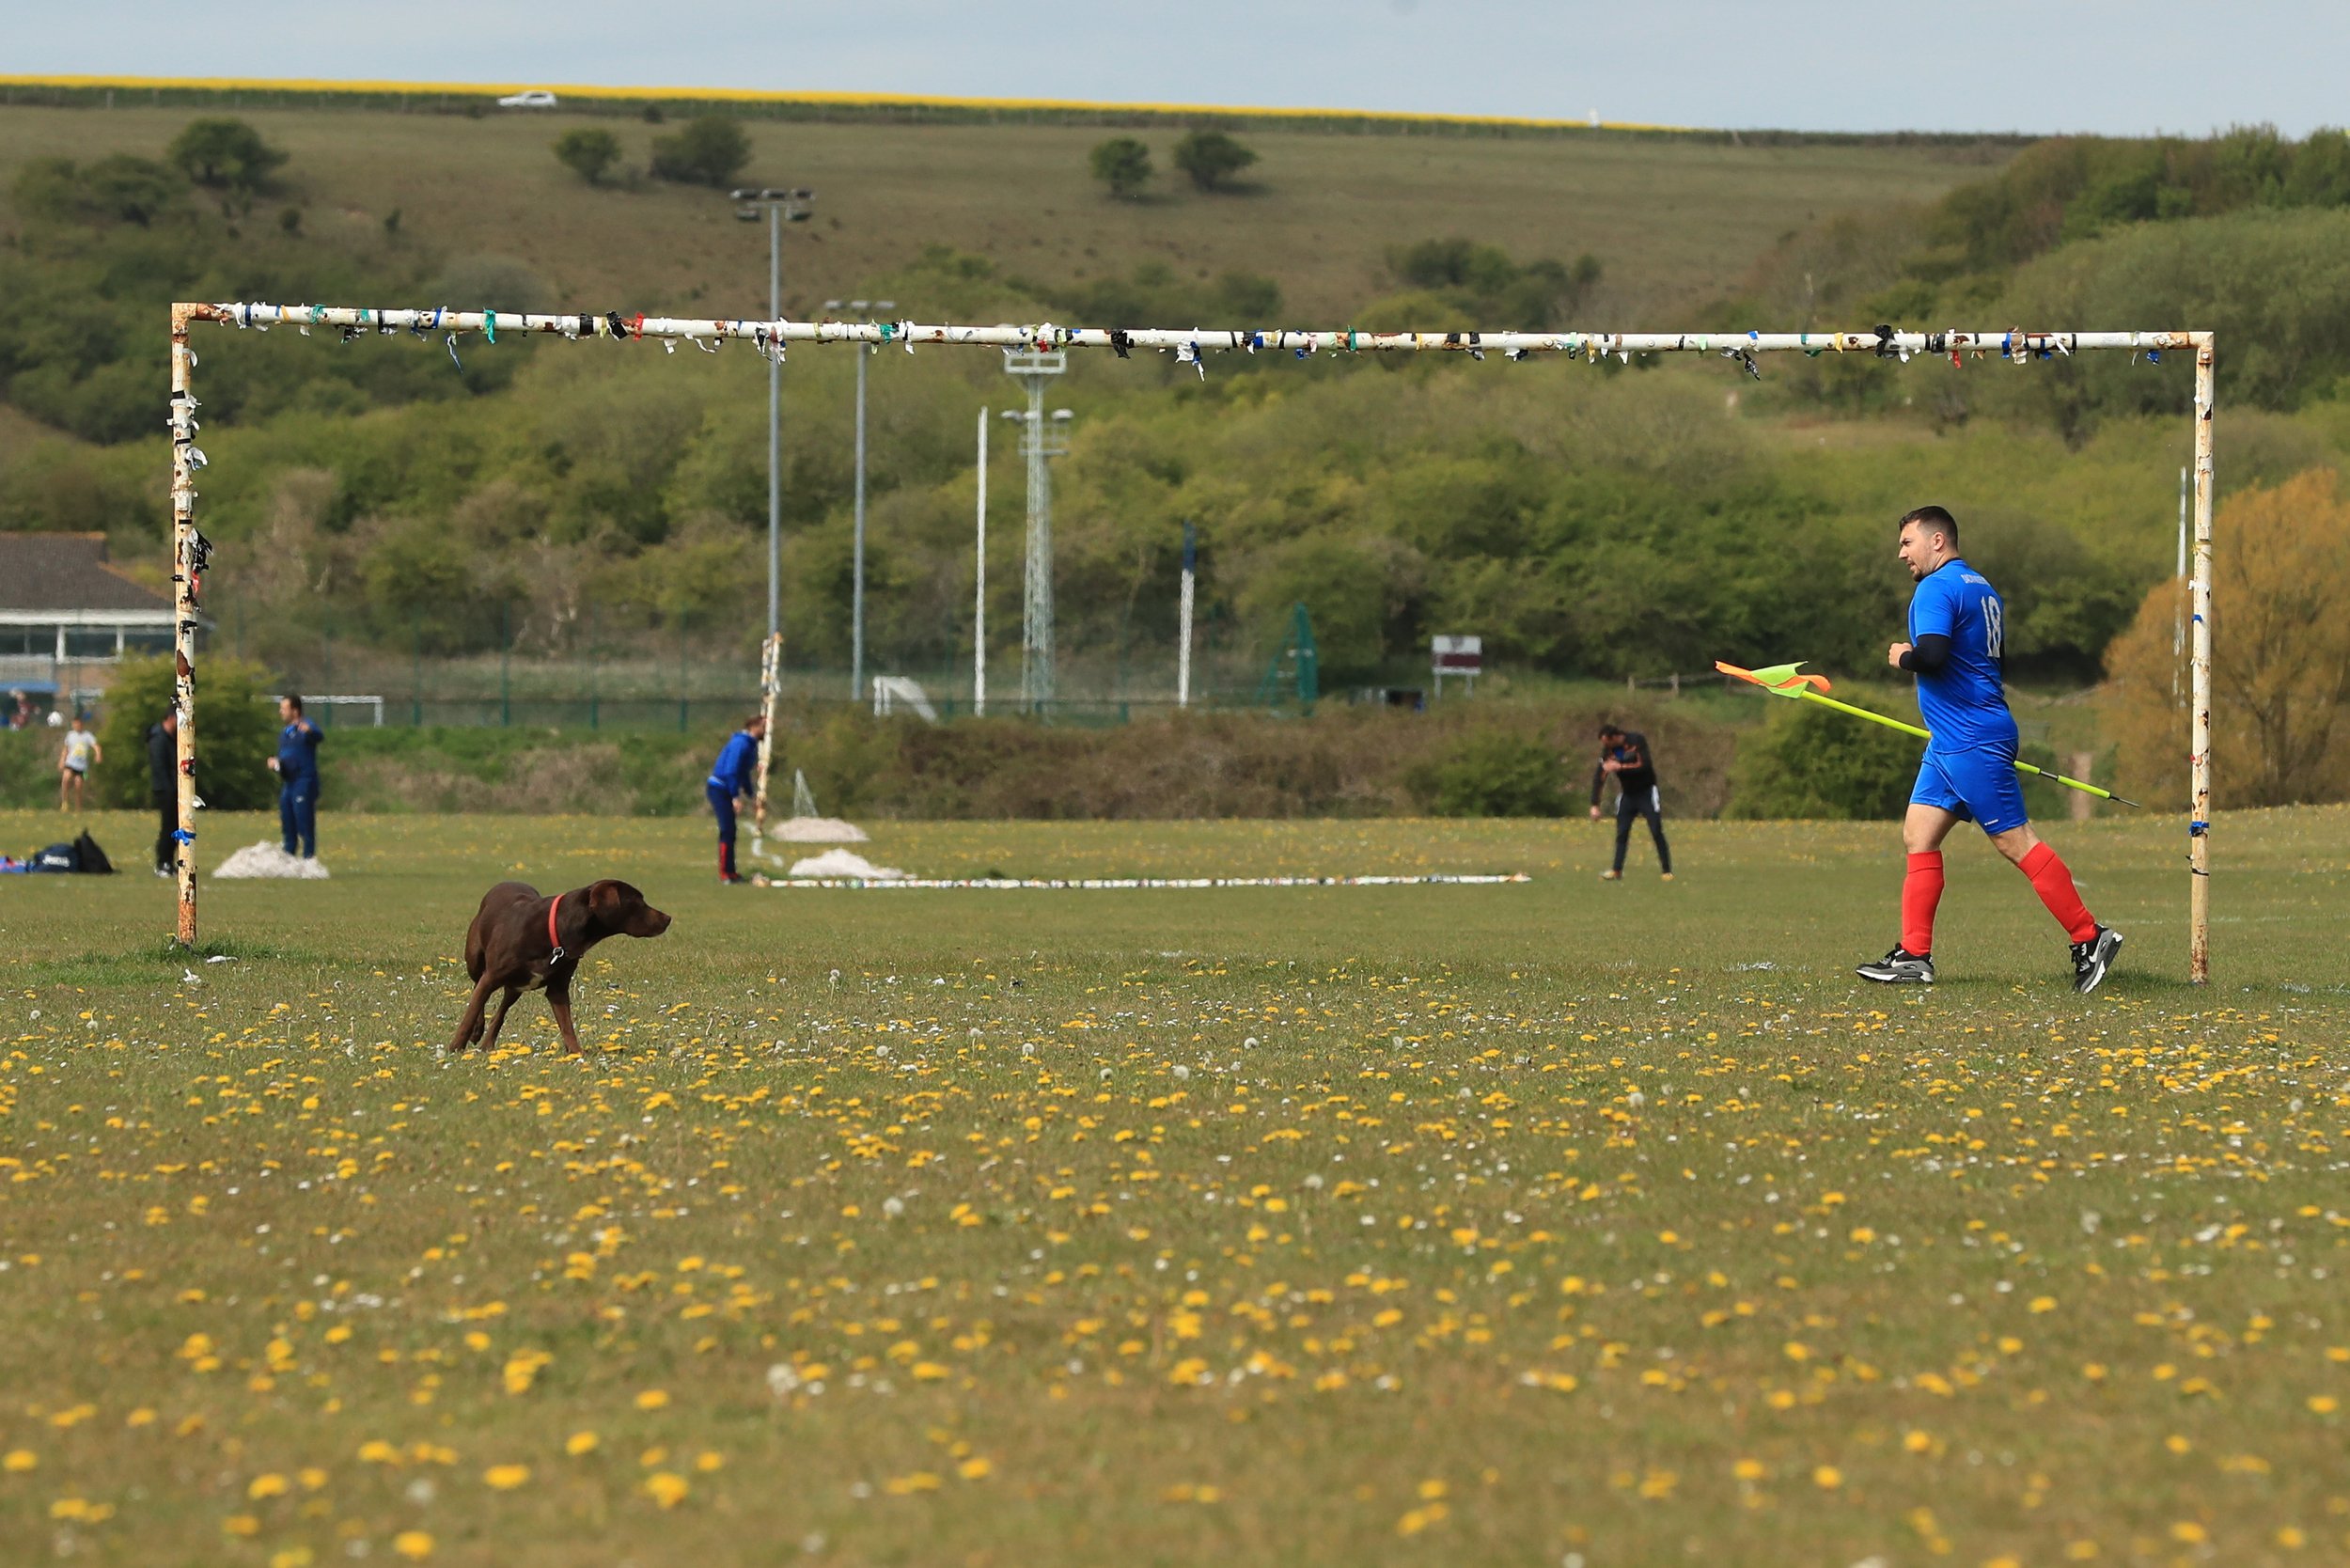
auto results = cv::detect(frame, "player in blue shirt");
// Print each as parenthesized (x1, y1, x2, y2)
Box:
(267, 695, 323, 859)
(705, 713, 767, 885)
(1856, 506, 2123, 994)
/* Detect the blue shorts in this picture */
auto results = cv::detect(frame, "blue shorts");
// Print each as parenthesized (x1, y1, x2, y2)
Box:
(1911, 747, 2029, 836)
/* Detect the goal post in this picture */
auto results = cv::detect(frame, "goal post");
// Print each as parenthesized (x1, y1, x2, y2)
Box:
(162, 302, 2217, 979)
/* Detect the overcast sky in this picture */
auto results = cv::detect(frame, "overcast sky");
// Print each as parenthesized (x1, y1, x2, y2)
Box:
(12, 1, 2335, 138)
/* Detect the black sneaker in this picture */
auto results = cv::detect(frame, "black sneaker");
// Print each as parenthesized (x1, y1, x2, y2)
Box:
(2071, 926, 2123, 995)
(1856, 946, 1935, 984)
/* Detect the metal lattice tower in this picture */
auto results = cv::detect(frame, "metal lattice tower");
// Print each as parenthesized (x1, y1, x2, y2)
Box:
(1003, 350, 1069, 706)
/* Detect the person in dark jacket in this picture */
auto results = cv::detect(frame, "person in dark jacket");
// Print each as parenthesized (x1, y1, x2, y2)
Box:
(268, 695, 323, 859)
(1589, 722, 1673, 882)
(147, 709, 178, 878)
(705, 713, 767, 885)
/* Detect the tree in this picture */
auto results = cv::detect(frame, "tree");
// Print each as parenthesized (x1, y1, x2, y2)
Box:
(650, 117, 751, 188)
(95, 653, 282, 813)
(1171, 130, 1259, 193)
(1724, 700, 1921, 820)
(2105, 468, 2350, 808)
(553, 128, 623, 185)
(1089, 137, 1153, 199)
(12, 155, 184, 227)
(166, 118, 288, 193)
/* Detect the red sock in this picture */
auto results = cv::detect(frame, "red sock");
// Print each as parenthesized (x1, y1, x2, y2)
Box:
(2018, 842, 2097, 944)
(1902, 852, 1944, 956)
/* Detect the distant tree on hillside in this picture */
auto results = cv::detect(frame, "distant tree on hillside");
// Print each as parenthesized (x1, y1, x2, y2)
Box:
(166, 118, 288, 193)
(554, 128, 623, 185)
(1089, 137, 1154, 200)
(2105, 469, 2350, 808)
(1386, 238, 1602, 329)
(650, 117, 751, 188)
(1172, 131, 1259, 192)
(12, 155, 185, 227)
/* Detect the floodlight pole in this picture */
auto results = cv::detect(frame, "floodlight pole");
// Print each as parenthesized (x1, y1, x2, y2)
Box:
(767, 203, 781, 641)
(728, 187, 815, 643)
(974, 409, 988, 715)
(1003, 350, 1068, 708)
(2188, 343, 2216, 985)
(1177, 520, 1196, 708)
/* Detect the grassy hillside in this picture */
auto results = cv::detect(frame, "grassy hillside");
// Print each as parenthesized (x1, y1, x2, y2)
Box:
(0, 103, 2007, 322)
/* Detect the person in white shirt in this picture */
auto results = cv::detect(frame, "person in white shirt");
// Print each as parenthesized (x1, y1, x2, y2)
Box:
(57, 713, 102, 812)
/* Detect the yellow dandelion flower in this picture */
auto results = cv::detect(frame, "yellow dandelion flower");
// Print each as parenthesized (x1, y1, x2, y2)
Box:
(1903, 1430, 1933, 1454)
(645, 1471, 690, 1509)
(634, 1389, 670, 1411)
(694, 1451, 725, 1473)
(2170, 1522, 2207, 1544)
(1732, 1458, 1765, 1482)
(1812, 1466, 1842, 1490)
(483, 1464, 530, 1491)
(2277, 1526, 2307, 1548)
(958, 1456, 993, 1481)
(224, 1515, 261, 1537)
(564, 1432, 600, 1457)
(247, 1473, 290, 1500)
(3, 1450, 35, 1473)
(392, 1530, 434, 1560)
(2308, 1395, 2339, 1414)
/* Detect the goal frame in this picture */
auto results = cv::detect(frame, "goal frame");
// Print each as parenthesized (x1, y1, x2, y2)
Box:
(164, 304, 2216, 979)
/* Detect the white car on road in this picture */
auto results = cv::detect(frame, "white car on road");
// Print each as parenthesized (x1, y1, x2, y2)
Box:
(497, 90, 558, 109)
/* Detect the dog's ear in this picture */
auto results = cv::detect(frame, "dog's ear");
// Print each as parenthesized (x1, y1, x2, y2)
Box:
(589, 880, 643, 912)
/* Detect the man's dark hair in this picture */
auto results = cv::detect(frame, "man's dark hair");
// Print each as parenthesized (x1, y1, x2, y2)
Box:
(744, 713, 764, 729)
(1596, 722, 1624, 739)
(282, 694, 304, 714)
(1899, 505, 1959, 547)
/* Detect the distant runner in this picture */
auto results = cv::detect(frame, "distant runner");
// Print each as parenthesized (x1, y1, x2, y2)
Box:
(1590, 722, 1673, 883)
(56, 713, 101, 812)
(1856, 505, 2123, 993)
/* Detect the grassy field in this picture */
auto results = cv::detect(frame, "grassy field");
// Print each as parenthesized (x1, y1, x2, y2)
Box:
(4, 807, 2347, 1566)
(0, 103, 2004, 321)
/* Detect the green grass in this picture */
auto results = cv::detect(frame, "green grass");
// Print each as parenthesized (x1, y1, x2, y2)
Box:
(0, 103, 2005, 321)
(4, 807, 2347, 1566)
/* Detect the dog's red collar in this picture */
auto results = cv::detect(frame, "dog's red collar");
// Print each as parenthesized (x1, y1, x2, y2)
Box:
(546, 893, 566, 966)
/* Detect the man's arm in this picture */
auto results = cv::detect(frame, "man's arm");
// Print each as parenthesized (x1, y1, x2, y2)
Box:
(1890, 634, 1953, 673)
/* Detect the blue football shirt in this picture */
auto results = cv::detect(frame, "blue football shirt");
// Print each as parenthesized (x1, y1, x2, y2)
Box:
(1907, 557, 2017, 753)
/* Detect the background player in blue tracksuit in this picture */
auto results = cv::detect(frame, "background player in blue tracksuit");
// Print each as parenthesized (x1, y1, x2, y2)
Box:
(1857, 506, 2122, 994)
(706, 713, 767, 884)
(267, 694, 323, 859)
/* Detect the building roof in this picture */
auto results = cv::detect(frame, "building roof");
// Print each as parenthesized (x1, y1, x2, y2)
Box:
(0, 533, 174, 617)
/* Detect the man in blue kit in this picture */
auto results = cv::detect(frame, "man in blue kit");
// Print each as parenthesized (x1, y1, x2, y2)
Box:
(1856, 506, 2123, 994)
(706, 713, 767, 885)
(267, 694, 323, 859)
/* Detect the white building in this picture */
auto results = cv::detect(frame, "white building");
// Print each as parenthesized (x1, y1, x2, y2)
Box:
(0, 533, 183, 712)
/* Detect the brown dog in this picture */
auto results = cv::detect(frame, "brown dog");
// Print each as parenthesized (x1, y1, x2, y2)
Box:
(451, 880, 671, 1054)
